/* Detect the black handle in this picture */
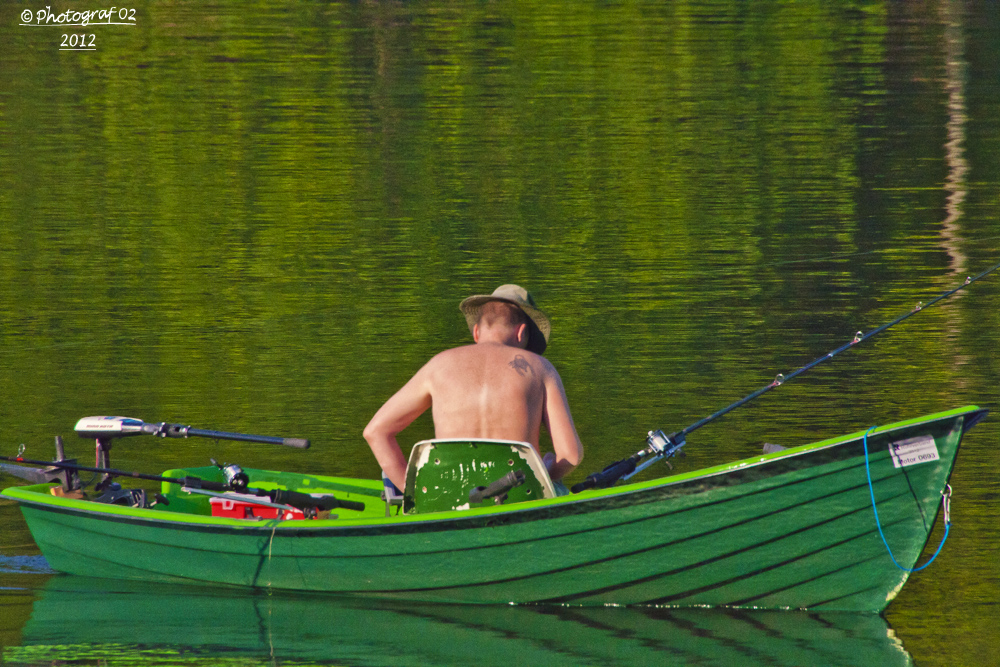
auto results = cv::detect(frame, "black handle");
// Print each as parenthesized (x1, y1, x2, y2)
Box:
(181, 476, 228, 492)
(470, 469, 526, 504)
(333, 498, 367, 512)
(266, 488, 365, 513)
(571, 457, 637, 494)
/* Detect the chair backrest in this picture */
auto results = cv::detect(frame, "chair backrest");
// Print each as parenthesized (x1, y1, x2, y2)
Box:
(402, 439, 556, 514)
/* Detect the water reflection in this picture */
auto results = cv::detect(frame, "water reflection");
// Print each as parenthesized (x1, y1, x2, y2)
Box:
(2, 576, 913, 667)
(939, 0, 969, 276)
(1, 0, 998, 665)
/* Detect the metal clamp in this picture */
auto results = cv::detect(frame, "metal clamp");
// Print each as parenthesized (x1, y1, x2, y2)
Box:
(942, 484, 952, 526)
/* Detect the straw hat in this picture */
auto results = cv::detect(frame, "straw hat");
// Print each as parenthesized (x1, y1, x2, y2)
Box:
(459, 284, 551, 354)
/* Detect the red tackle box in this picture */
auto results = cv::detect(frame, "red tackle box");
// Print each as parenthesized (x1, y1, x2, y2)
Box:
(210, 493, 306, 521)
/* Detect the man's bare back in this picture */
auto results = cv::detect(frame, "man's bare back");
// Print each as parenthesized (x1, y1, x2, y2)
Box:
(428, 343, 547, 443)
(364, 285, 583, 491)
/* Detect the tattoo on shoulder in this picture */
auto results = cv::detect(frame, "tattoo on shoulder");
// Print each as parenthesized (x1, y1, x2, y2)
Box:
(508, 355, 532, 376)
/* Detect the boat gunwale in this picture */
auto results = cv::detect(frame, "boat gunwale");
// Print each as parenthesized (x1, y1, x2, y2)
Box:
(1, 405, 984, 537)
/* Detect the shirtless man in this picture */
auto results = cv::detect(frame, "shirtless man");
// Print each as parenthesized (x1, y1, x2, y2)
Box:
(364, 284, 584, 492)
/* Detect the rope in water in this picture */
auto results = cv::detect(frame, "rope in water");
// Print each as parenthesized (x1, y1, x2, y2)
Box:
(862, 427, 952, 572)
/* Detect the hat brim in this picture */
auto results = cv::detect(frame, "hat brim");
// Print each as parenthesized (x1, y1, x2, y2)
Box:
(460, 295, 550, 355)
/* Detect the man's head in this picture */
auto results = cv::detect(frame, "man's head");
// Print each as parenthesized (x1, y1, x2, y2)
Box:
(459, 284, 551, 354)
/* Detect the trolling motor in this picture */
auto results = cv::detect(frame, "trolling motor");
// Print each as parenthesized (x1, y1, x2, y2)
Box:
(74, 416, 311, 449)
(74, 416, 310, 491)
(0, 452, 366, 515)
(0, 416, 350, 515)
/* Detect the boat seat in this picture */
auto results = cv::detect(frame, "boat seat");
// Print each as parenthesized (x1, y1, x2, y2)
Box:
(402, 439, 556, 514)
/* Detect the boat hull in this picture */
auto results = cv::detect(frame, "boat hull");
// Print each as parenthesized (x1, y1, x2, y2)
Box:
(2, 406, 984, 611)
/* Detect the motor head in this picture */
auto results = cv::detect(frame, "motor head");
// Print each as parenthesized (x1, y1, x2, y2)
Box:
(74, 416, 147, 440)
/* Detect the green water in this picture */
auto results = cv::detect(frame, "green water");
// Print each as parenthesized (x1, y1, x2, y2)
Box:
(1, 1, 999, 665)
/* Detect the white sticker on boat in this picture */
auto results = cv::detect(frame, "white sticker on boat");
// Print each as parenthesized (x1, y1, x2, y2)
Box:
(888, 435, 939, 468)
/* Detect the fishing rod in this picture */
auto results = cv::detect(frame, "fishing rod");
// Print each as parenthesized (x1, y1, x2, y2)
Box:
(572, 259, 1000, 493)
(0, 454, 366, 513)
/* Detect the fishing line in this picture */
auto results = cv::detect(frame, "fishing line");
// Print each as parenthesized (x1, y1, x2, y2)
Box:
(267, 522, 278, 590)
(670, 235, 1000, 277)
(574, 256, 1000, 493)
(674, 257, 1000, 440)
(757, 235, 1000, 269)
(862, 427, 951, 572)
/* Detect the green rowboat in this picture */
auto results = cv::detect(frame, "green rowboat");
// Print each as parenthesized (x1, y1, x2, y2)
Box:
(0, 405, 985, 612)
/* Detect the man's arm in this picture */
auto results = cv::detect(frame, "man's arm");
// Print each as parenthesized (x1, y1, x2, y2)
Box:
(363, 364, 434, 490)
(541, 364, 583, 482)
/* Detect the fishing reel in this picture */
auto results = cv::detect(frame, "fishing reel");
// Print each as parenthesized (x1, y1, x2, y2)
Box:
(646, 429, 686, 462)
(211, 459, 249, 492)
(619, 430, 686, 481)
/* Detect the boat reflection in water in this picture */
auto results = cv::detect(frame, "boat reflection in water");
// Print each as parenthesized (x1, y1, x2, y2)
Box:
(7, 576, 913, 666)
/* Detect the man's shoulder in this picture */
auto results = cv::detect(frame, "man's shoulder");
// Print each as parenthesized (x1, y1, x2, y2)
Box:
(423, 344, 478, 371)
(429, 344, 477, 362)
(516, 348, 557, 373)
(534, 353, 561, 379)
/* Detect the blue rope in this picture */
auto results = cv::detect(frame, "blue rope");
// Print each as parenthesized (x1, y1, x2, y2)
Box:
(863, 426, 951, 572)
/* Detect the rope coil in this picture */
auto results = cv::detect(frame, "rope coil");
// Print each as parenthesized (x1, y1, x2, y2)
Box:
(863, 427, 951, 572)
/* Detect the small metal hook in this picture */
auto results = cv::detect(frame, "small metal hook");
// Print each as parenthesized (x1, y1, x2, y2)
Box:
(853, 331, 863, 344)
(914, 301, 923, 311)
(16, 443, 25, 460)
(965, 276, 971, 285)
(773, 373, 785, 386)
